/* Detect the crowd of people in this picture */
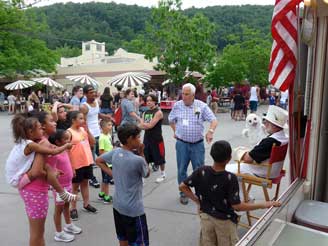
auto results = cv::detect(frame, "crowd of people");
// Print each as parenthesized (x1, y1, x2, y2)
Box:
(3, 82, 288, 246)
(203, 83, 289, 121)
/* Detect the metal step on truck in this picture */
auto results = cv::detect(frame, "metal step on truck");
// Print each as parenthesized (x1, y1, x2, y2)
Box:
(237, 0, 328, 245)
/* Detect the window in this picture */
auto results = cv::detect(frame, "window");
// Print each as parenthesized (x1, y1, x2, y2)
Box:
(85, 44, 90, 51)
(96, 44, 102, 51)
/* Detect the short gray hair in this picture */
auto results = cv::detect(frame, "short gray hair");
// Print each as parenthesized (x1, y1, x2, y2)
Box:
(182, 83, 196, 95)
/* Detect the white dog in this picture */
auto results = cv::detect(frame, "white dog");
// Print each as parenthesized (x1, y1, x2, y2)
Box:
(242, 113, 267, 146)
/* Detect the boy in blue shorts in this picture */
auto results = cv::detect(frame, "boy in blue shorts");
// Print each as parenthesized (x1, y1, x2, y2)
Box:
(97, 119, 114, 204)
(96, 124, 150, 246)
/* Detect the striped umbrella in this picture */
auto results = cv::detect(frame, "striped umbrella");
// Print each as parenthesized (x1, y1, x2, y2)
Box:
(109, 72, 151, 88)
(66, 75, 100, 87)
(32, 77, 63, 88)
(162, 79, 173, 86)
(5, 80, 36, 90)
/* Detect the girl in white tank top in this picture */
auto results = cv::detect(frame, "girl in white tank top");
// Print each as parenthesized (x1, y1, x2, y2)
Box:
(249, 86, 259, 102)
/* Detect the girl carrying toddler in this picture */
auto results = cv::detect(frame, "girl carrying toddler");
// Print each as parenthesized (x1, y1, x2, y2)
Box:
(5, 113, 76, 201)
(5, 112, 76, 246)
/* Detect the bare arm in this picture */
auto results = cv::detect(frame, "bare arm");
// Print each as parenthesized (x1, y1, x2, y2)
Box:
(241, 152, 254, 163)
(80, 104, 89, 117)
(62, 103, 74, 111)
(79, 104, 96, 146)
(51, 101, 60, 122)
(179, 183, 200, 205)
(129, 111, 141, 122)
(95, 156, 113, 177)
(205, 119, 218, 144)
(232, 200, 280, 212)
(25, 142, 71, 156)
(99, 113, 114, 121)
(169, 123, 177, 138)
(136, 143, 150, 178)
(139, 111, 163, 130)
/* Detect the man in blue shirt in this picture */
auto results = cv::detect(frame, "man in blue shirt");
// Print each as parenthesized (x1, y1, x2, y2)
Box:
(168, 83, 218, 204)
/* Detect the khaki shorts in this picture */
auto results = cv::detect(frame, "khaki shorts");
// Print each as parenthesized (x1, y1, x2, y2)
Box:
(199, 213, 239, 246)
(210, 102, 218, 113)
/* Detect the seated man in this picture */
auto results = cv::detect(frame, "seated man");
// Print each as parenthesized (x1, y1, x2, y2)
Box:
(226, 105, 288, 179)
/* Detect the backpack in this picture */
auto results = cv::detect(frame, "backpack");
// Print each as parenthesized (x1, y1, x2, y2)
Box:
(113, 106, 122, 126)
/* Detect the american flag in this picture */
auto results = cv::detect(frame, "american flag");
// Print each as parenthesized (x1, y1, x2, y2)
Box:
(269, 0, 301, 92)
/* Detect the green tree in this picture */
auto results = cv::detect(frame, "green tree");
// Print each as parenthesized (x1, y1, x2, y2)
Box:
(205, 26, 271, 87)
(142, 0, 216, 84)
(0, 0, 59, 78)
(55, 45, 82, 58)
(205, 45, 248, 87)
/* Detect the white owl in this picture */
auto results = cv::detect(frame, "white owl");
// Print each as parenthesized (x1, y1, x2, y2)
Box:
(242, 113, 267, 146)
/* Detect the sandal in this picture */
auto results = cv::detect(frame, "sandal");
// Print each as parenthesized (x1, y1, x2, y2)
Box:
(59, 191, 77, 202)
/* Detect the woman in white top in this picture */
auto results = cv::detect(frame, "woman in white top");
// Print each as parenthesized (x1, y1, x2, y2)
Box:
(7, 93, 16, 114)
(249, 85, 260, 113)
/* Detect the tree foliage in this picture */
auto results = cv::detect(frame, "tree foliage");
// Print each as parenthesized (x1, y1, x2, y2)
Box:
(55, 45, 81, 58)
(141, 0, 216, 85)
(204, 25, 271, 87)
(27, 2, 151, 55)
(0, 0, 58, 79)
(1, 1, 274, 84)
(26, 2, 273, 55)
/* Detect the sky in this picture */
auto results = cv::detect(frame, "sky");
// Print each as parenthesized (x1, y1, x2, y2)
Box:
(31, 0, 275, 9)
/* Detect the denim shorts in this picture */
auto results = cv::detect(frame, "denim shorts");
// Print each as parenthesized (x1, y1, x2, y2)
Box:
(100, 108, 114, 114)
(101, 168, 113, 184)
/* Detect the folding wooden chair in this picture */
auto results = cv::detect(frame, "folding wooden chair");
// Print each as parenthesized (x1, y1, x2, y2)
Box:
(236, 143, 288, 227)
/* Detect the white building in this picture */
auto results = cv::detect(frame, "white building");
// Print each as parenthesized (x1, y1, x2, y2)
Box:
(56, 40, 165, 92)
(60, 40, 108, 67)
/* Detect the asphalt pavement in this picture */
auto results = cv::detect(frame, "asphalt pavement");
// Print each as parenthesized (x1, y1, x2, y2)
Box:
(0, 105, 290, 245)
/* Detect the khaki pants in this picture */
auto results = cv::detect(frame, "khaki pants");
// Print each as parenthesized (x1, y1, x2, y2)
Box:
(199, 213, 239, 246)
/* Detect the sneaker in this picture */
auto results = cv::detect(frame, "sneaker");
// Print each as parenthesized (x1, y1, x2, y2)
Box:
(89, 177, 100, 188)
(83, 204, 97, 213)
(98, 192, 105, 201)
(70, 209, 78, 221)
(64, 223, 82, 234)
(152, 164, 159, 172)
(103, 195, 113, 204)
(179, 195, 189, 205)
(54, 231, 75, 242)
(155, 175, 166, 183)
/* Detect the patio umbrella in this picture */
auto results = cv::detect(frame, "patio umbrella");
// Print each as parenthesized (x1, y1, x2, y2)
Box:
(109, 72, 151, 88)
(5, 80, 36, 90)
(32, 77, 63, 88)
(66, 75, 100, 88)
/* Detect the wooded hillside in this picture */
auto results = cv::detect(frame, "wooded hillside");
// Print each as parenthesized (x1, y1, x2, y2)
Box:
(27, 2, 273, 55)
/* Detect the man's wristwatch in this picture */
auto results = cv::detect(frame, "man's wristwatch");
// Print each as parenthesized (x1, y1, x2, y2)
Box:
(208, 129, 215, 133)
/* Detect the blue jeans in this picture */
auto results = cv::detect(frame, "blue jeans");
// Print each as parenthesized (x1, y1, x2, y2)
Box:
(176, 139, 205, 193)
